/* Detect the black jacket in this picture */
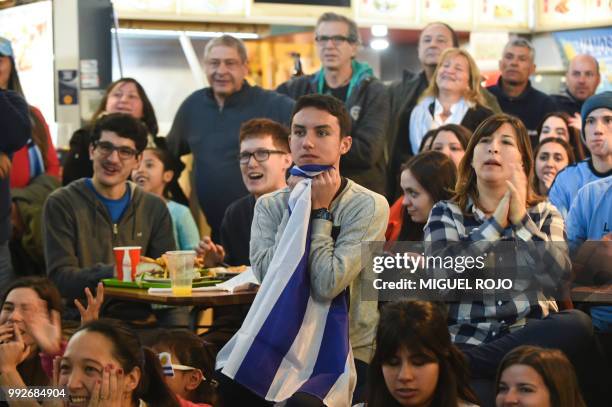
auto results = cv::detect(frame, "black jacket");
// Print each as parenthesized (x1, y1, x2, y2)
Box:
(277, 68, 390, 195)
(487, 78, 558, 135)
(0, 90, 30, 243)
(552, 89, 583, 116)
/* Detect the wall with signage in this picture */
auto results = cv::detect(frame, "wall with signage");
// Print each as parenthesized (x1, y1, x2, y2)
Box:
(112, 0, 609, 32)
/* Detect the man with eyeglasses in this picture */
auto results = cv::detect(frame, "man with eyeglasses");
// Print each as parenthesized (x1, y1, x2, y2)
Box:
(194, 119, 291, 353)
(43, 113, 176, 321)
(277, 12, 389, 196)
(168, 35, 294, 241)
(553, 54, 601, 122)
(197, 118, 291, 268)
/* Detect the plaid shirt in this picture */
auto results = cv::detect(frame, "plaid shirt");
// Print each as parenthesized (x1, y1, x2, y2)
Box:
(424, 198, 570, 346)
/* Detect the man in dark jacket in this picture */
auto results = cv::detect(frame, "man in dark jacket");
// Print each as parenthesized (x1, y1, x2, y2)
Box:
(553, 54, 600, 118)
(43, 113, 176, 320)
(277, 12, 389, 196)
(0, 89, 30, 287)
(487, 38, 558, 136)
(167, 35, 294, 240)
(386, 22, 501, 199)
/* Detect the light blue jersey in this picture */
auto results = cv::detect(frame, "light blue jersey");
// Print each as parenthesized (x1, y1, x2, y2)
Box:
(167, 200, 199, 250)
(548, 159, 612, 218)
(566, 177, 612, 249)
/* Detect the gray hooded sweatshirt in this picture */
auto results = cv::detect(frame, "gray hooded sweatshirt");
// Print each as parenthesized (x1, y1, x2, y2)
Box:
(43, 179, 176, 301)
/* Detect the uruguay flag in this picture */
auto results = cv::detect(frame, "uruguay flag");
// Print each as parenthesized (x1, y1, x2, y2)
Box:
(216, 165, 356, 406)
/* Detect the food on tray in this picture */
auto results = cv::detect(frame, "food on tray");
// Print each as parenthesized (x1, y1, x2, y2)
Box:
(204, 265, 248, 276)
(139, 254, 206, 279)
(139, 255, 168, 277)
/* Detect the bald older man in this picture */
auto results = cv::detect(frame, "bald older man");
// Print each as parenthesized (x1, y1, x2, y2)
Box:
(553, 54, 601, 117)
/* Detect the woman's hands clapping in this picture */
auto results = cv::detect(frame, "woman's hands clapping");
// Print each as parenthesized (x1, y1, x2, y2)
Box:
(492, 162, 528, 228)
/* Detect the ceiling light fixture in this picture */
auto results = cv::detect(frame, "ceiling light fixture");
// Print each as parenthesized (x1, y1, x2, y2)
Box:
(113, 28, 259, 39)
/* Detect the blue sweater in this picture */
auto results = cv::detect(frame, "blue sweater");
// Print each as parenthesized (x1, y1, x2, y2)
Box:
(549, 159, 612, 218)
(166, 82, 294, 239)
(167, 200, 199, 250)
(0, 90, 30, 243)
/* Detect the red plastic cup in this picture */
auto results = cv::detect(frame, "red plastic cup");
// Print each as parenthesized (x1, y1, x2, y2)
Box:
(113, 246, 141, 282)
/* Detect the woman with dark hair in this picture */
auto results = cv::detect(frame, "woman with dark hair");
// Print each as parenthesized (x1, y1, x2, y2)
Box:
(537, 111, 586, 160)
(429, 124, 471, 168)
(366, 300, 479, 407)
(423, 114, 596, 405)
(58, 319, 180, 407)
(386, 151, 457, 242)
(418, 129, 437, 152)
(0, 36, 60, 188)
(62, 78, 157, 183)
(0, 277, 63, 387)
(533, 137, 575, 196)
(496, 346, 586, 407)
(0, 277, 102, 395)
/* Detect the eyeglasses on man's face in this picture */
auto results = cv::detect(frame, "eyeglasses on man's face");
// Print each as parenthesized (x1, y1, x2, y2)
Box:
(94, 140, 139, 160)
(315, 35, 355, 47)
(239, 149, 287, 165)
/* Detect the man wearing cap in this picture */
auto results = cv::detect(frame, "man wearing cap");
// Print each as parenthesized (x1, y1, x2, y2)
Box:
(549, 91, 612, 218)
(553, 54, 601, 117)
(0, 87, 30, 286)
(277, 12, 389, 196)
(167, 35, 294, 240)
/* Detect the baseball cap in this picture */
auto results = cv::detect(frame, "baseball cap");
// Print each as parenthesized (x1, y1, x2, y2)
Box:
(0, 36, 14, 57)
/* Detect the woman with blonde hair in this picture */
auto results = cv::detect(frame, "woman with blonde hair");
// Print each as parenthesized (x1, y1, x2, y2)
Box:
(423, 114, 596, 405)
(409, 48, 493, 155)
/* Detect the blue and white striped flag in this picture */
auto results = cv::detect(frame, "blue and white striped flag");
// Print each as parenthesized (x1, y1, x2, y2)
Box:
(216, 165, 356, 406)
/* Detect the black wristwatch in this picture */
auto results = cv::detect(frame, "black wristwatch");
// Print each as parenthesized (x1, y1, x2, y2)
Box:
(311, 208, 333, 221)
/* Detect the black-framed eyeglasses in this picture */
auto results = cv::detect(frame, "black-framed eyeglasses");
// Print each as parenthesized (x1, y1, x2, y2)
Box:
(315, 35, 355, 46)
(239, 149, 287, 165)
(93, 141, 139, 160)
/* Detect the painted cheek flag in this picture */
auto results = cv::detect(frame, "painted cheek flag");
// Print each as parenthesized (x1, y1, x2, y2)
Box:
(216, 165, 356, 406)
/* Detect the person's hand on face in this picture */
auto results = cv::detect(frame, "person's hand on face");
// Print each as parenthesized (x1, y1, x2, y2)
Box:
(88, 364, 125, 407)
(540, 172, 556, 191)
(75, 282, 105, 324)
(311, 167, 340, 210)
(506, 162, 528, 225)
(0, 323, 15, 344)
(196, 236, 225, 267)
(22, 298, 62, 355)
(0, 325, 31, 373)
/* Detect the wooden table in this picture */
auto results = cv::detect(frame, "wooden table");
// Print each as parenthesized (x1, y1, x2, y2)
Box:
(571, 284, 612, 303)
(103, 286, 257, 307)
